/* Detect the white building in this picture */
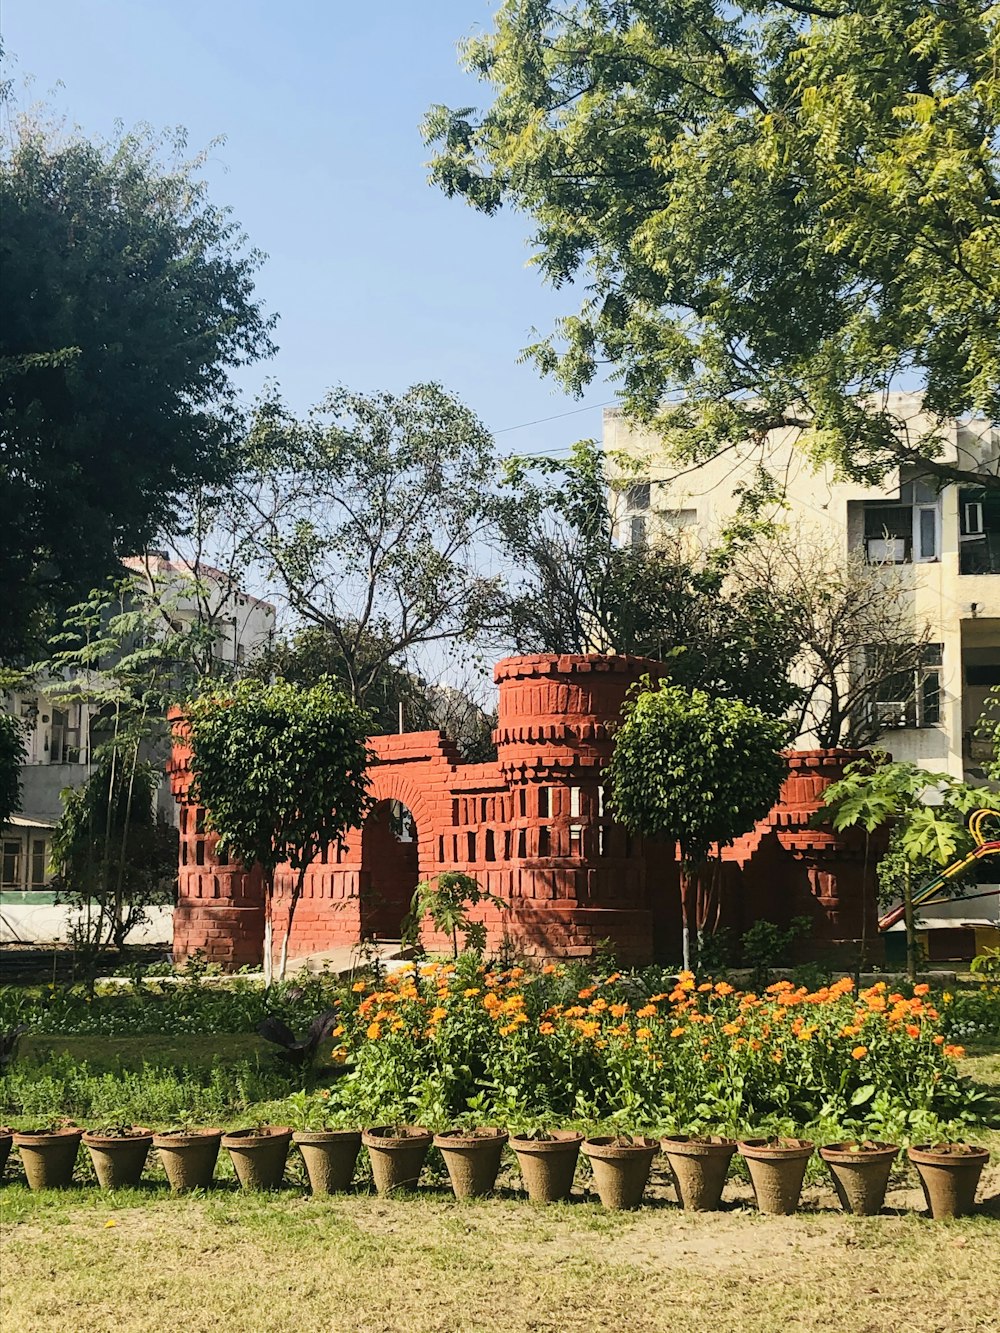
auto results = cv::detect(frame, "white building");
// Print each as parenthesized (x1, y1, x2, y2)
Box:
(1, 556, 275, 900)
(604, 393, 1000, 779)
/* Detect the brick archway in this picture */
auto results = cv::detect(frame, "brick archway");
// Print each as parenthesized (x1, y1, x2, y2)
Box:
(359, 798, 419, 940)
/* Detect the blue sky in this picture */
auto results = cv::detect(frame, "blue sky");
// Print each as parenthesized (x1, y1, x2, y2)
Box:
(4, 0, 612, 459)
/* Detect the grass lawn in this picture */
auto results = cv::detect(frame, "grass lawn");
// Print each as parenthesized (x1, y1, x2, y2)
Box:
(2, 1043, 998, 1333)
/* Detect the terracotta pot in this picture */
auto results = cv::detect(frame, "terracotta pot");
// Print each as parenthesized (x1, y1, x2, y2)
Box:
(294, 1130, 362, 1195)
(819, 1141, 898, 1216)
(222, 1126, 292, 1191)
(738, 1138, 814, 1215)
(153, 1129, 222, 1192)
(13, 1127, 82, 1190)
(510, 1131, 583, 1204)
(907, 1143, 990, 1219)
(83, 1128, 153, 1190)
(0, 1128, 12, 1183)
(583, 1135, 658, 1210)
(362, 1125, 432, 1194)
(660, 1135, 737, 1211)
(433, 1128, 508, 1200)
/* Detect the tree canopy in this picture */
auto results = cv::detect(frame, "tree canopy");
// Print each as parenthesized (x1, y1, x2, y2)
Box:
(500, 440, 802, 717)
(426, 1, 1000, 493)
(0, 117, 275, 663)
(186, 677, 372, 981)
(0, 711, 25, 827)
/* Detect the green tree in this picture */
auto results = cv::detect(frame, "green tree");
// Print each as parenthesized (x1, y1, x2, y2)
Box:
(404, 871, 507, 958)
(186, 678, 372, 983)
(426, 2, 1000, 494)
(501, 440, 802, 716)
(821, 757, 1000, 980)
(1, 115, 275, 662)
(240, 383, 504, 706)
(0, 710, 26, 827)
(606, 679, 790, 968)
(50, 754, 178, 954)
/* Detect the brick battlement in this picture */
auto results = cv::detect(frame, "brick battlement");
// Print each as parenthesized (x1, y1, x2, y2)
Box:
(169, 657, 880, 970)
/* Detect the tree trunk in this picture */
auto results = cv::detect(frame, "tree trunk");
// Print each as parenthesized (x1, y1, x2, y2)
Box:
(679, 862, 698, 973)
(262, 870, 275, 988)
(276, 864, 309, 983)
(903, 862, 917, 983)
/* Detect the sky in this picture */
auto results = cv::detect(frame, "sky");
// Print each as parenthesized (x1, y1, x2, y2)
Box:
(3, 0, 614, 460)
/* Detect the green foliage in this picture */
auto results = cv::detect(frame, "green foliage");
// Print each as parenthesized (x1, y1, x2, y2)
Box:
(970, 947, 1000, 985)
(426, 2, 1000, 496)
(49, 755, 178, 952)
(241, 382, 503, 705)
(740, 917, 811, 989)
(499, 441, 802, 717)
(607, 680, 790, 862)
(186, 677, 372, 981)
(0, 710, 26, 826)
(404, 872, 507, 959)
(0, 117, 274, 662)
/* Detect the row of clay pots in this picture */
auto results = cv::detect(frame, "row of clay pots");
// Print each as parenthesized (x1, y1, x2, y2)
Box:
(0, 1126, 989, 1218)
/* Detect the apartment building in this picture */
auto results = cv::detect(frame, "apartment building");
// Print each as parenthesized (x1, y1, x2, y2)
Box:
(1, 557, 275, 896)
(604, 393, 1000, 780)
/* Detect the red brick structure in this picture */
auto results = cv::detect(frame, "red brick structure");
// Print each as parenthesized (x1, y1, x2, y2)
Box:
(168, 654, 879, 969)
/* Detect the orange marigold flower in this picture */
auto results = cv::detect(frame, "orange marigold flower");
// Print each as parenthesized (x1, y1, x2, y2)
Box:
(564, 1005, 586, 1019)
(933, 1034, 945, 1046)
(609, 1003, 629, 1018)
(331, 1045, 348, 1062)
(579, 986, 597, 999)
(714, 981, 734, 996)
(636, 1004, 657, 1018)
(943, 1044, 965, 1060)
(697, 982, 713, 993)
(366, 1022, 382, 1040)
(604, 972, 622, 985)
(542, 964, 557, 975)
(636, 1027, 652, 1041)
(352, 981, 367, 993)
(913, 983, 930, 996)
(670, 1026, 686, 1038)
(851, 1045, 868, 1060)
(797, 1026, 817, 1042)
(332, 1024, 345, 1037)
(589, 997, 608, 1012)
(906, 1024, 921, 1039)
(748, 1039, 762, 1052)
(772, 1049, 783, 1063)
(430, 1007, 447, 1022)
(539, 1021, 555, 1035)
(722, 1021, 741, 1036)
(510, 967, 525, 979)
(576, 1020, 600, 1039)
(464, 988, 480, 998)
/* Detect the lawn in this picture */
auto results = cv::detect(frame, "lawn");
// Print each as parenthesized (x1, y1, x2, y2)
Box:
(1, 1045, 998, 1333)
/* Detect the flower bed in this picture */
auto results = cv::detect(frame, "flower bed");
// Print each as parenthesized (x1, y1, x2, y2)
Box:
(323, 960, 982, 1141)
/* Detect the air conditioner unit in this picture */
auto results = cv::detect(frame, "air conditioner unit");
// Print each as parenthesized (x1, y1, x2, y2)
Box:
(874, 701, 909, 728)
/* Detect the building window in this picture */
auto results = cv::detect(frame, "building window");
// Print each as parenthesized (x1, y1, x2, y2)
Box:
(864, 480, 940, 564)
(959, 488, 1000, 574)
(629, 515, 647, 547)
(2, 840, 21, 890)
(868, 643, 943, 729)
(30, 839, 47, 889)
(623, 482, 650, 511)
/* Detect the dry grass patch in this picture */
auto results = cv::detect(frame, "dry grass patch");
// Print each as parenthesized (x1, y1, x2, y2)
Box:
(3, 1190, 999, 1333)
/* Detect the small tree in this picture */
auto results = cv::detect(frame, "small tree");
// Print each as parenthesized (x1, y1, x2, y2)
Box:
(186, 678, 372, 983)
(403, 871, 507, 959)
(821, 758, 1000, 981)
(50, 755, 177, 954)
(606, 680, 790, 970)
(0, 711, 26, 828)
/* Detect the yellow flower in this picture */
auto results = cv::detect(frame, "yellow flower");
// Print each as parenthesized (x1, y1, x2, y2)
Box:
(851, 1045, 868, 1060)
(352, 981, 367, 993)
(366, 1022, 382, 1040)
(430, 1007, 447, 1022)
(331, 1045, 348, 1062)
(463, 988, 481, 998)
(332, 1024, 345, 1037)
(636, 1027, 652, 1041)
(670, 1026, 686, 1038)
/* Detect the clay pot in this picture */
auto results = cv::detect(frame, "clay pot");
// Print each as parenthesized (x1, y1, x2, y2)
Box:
(907, 1143, 990, 1219)
(660, 1135, 737, 1211)
(0, 1127, 12, 1183)
(83, 1127, 153, 1190)
(819, 1141, 898, 1216)
(222, 1126, 292, 1191)
(510, 1131, 583, 1204)
(433, 1128, 508, 1200)
(153, 1129, 222, 1192)
(13, 1127, 82, 1190)
(294, 1130, 362, 1195)
(738, 1138, 814, 1215)
(583, 1135, 658, 1210)
(362, 1125, 433, 1194)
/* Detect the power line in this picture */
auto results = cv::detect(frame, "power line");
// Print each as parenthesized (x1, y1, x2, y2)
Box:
(494, 400, 616, 434)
